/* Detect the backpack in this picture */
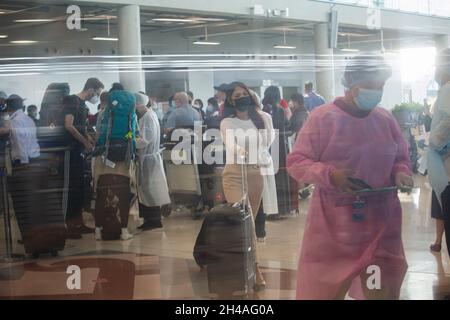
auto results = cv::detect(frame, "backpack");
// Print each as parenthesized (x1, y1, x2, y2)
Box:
(96, 90, 137, 163)
(39, 83, 70, 127)
(37, 83, 71, 148)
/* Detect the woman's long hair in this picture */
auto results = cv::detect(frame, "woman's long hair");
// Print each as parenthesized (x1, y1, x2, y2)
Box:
(224, 82, 265, 130)
(262, 85, 281, 108)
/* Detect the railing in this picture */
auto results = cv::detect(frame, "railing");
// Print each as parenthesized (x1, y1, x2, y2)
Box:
(311, 0, 450, 18)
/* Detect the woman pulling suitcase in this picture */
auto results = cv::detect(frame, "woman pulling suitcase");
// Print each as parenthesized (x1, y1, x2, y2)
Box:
(220, 82, 275, 291)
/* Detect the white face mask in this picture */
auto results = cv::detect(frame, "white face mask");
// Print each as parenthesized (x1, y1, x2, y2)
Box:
(89, 94, 100, 105)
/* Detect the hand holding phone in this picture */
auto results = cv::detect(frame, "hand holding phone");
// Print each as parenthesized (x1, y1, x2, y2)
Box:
(347, 177, 372, 190)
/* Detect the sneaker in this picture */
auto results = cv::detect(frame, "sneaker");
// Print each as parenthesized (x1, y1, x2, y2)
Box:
(120, 229, 133, 241)
(95, 228, 102, 241)
(257, 237, 266, 243)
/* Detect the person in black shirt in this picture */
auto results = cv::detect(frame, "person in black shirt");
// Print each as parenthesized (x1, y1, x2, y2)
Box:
(63, 78, 104, 239)
(289, 93, 309, 139)
(262, 86, 292, 218)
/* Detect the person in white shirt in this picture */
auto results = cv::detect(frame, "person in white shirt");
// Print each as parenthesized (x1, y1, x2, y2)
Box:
(220, 81, 275, 291)
(427, 48, 450, 256)
(6, 94, 40, 164)
(134, 92, 170, 231)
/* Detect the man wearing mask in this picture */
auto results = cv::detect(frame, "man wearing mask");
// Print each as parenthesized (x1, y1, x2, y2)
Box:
(63, 78, 104, 239)
(135, 93, 170, 230)
(288, 55, 413, 299)
(427, 48, 450, 257)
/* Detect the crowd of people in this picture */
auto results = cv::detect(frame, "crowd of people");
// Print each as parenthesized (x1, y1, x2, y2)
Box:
(1, 50, 449, 299)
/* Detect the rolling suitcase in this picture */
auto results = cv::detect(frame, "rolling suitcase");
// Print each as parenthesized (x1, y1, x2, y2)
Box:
(199, 166, 226, 210)
(194, 159, 256, 298)
(10, 146, 69, 258)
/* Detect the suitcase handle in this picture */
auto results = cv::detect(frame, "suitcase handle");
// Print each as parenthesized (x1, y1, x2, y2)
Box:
(239, 155, 249, 210)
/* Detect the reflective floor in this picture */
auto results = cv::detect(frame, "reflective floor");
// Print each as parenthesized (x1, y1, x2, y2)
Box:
(0, 174, 449, 300)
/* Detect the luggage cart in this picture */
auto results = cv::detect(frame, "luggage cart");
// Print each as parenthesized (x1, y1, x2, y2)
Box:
(163, 141, 203, 219)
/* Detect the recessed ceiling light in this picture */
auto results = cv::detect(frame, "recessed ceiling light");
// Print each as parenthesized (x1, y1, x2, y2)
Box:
(82, 15, 117, 21)
(152, 18, 195, 23)
(0, 35, 8, 39)
(274, 45, 296, 49)
(340, 48, 360, 52)
(193, 40, 220, 46)
(10, 40, 38, 44)
(194, 17, 227, 22)
(92, 37, 118, 41)
(14, 19, 56, 23)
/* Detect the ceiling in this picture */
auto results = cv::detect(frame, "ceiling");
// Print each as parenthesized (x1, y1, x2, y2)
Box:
(0, 0, 438, 56)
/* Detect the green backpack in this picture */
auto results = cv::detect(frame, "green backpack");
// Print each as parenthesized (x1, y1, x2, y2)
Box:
(96, 90, 137, 163)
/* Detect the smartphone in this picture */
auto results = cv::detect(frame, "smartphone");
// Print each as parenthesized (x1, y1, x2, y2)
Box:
(347, 177, 373, 190)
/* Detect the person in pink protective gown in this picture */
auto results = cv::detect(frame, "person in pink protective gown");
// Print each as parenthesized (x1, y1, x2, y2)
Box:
(287, 55, 414, 300)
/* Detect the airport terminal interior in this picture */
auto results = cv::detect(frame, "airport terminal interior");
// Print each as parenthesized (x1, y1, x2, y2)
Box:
(0, 0, 450, 300)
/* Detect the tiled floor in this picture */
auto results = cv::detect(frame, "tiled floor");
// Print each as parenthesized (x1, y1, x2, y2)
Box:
(0, 174, 449, 300)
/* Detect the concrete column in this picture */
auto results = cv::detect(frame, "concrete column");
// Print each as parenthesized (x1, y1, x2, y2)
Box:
(188, 71, 215, 106)
(435, 34, 449, 51)
(118, 5, 145, 93)
(314, 23, 335, 102)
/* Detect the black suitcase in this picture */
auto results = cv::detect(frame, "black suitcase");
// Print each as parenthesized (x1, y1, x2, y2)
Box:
(199, 166, 226, 210)
(9, 147, 69, 258)
(193, 161, 256, 298)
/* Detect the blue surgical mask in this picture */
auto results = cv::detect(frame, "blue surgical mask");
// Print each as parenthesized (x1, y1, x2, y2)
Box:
(354, 88, 383, 111)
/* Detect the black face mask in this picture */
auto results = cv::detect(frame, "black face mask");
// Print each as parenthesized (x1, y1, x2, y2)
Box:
(234, 96, 253, 112)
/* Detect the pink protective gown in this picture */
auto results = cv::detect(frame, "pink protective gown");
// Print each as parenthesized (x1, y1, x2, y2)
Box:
(287, 99, 411, 300)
